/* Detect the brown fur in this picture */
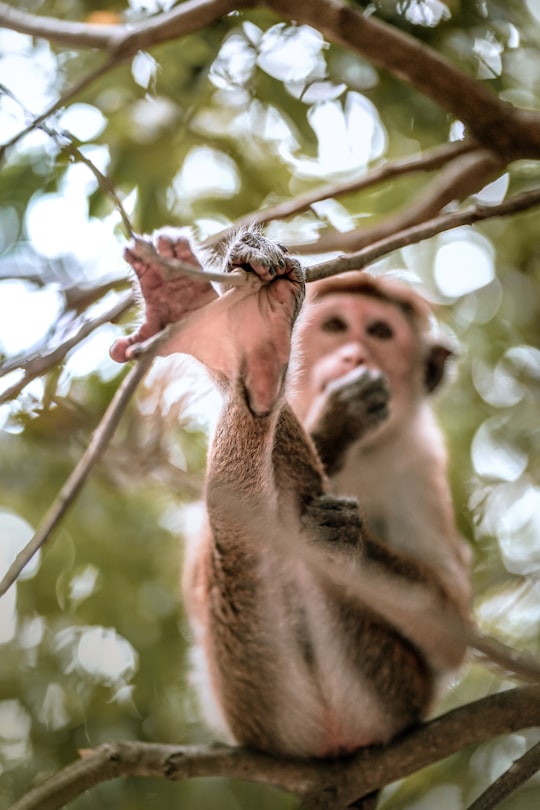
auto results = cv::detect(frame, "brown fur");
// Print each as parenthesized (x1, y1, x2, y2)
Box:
(113, 232, 471, 759)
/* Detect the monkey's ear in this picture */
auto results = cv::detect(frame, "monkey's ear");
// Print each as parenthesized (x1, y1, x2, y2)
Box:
(424, 343, 455, 393)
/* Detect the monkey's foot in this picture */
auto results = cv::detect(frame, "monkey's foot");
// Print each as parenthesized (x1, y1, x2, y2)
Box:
(110, 231, 217, 363)
(223, 231, 305, 417)
(309, 368, 390, 474)
(110, 229, 304, 417)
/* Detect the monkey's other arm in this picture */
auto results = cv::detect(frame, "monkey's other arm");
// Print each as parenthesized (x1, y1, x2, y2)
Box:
(307, 367, 390, 475)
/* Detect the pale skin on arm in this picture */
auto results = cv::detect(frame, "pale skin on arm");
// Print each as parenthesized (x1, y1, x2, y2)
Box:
(110, 231, 471, 763)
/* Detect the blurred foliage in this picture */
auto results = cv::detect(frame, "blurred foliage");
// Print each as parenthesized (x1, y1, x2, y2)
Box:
(0, 0, 540, 808)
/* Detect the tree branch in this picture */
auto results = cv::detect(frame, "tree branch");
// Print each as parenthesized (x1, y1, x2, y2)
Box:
(0, 2, 244, 153)
(0, 354, 152, 597)
(0, 0, 244, 53)
(205, 140, 479, 246)
(471, 633, 540, 688)
(9, 688, 540, 810)
(305, 186, 540, 282)
(467, 740, 540, 810)
(262, 0, 540, 159)
(0, 292, 133, 403)
(295, 148, 503, 255)
(0, 1, 121, 48)
(2, 1, 540, 159)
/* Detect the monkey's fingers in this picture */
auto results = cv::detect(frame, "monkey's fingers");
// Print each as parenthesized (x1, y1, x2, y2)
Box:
(226, 231, 291, 283)
(154, 232, 203, 267)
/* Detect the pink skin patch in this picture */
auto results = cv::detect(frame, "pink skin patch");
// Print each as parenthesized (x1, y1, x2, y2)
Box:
(109, 234, 217, 363)
(110, 229, 304, 417)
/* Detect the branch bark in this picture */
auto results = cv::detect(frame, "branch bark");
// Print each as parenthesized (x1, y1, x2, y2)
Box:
(305, 185, 540, 282)
(9, 688, 540, 810)
(2, 1, 540, 159)
(0, 355, 152, 597)
(294, 148, 503, 255)
(467, 740, 540, 810)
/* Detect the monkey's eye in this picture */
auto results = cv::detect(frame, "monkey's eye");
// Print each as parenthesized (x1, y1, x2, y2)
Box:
(367, 320, 394, 340)
(321, 316, 347, 333)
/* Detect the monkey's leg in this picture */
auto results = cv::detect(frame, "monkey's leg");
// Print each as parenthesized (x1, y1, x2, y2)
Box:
(220, 231, 305, 416)
(111, 229, 305, 418)
(193, 240, 337, 755)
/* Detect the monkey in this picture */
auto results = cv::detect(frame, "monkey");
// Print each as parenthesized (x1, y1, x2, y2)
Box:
(293, 272, 472, 616)
(110, 229, 471, 761)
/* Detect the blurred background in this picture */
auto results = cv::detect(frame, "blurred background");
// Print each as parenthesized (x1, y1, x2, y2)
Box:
(0, 0, 539, 807)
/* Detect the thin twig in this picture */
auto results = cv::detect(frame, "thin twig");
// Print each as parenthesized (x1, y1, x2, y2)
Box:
(0, 292, 134, 402)
(41, 124, 136, 238)
(131, 238, 249, 285)
(467, 740, 540, 810)
(305, 186, 540, 282)
(0, 55, 119, 157)
(205, 141, 479, 247)
(0, 356, 152, 597)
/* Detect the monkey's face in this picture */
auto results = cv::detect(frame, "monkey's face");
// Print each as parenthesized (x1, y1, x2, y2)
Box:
(293, 292, 423, 426)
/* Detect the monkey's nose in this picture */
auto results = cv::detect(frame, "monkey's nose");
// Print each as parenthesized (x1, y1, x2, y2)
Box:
(340, 342, 369, 368)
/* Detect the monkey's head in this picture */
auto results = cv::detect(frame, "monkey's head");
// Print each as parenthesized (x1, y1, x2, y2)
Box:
(292, 272, 454, 430)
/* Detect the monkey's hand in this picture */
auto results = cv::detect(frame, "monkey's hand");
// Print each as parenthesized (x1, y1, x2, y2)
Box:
(221, 230, 305, 416)
(110, 231, 218, 363)
(302, 494, 365, 556)
(309, 367, 390, 475)
(225, 230, 289, 276)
